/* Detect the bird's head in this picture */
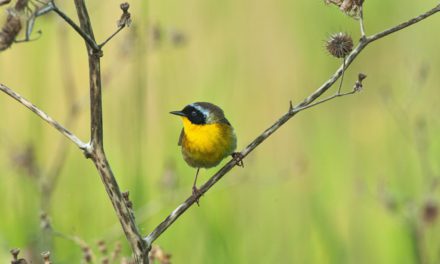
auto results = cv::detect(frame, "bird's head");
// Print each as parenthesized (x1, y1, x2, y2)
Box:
(170, 102, 227, 125)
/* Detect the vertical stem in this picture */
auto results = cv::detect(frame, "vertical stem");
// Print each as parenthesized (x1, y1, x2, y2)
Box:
(337, 58, 346, 95)
(72, 0, 102, 147)
(359, 5, 366, 39)
(73, 1, 149, 262)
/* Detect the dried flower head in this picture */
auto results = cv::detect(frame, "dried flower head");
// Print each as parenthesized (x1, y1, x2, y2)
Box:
(325, 0, 364, 17)
(170, 29, 186, 47)
(40, 212, 52, 230)
(422, 200, 438, 224)
(97, 240, 108, 255)
(41, 251, 52, 264)
(82, 246, 93, 263)
(10, 248, 28, 264)
(118, 2, 131, 27)
(326, 32, 353, 58)
(354, 72, 367, 92)
(149, 246, 171, 264)
(0, 13, 22, 51)
(110, 242, 122, 262)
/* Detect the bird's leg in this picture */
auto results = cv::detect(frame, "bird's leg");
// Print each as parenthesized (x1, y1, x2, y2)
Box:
(232, 152, 244, 167)
(192, 168, 201, 206)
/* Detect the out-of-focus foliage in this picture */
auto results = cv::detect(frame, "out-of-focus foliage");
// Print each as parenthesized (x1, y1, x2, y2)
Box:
(0, 0, 439, 263)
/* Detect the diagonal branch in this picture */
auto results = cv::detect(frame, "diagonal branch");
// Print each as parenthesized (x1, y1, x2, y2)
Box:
(144, 2, 440, 246)
(0, 83, 87, 151)
(367, 3, 440, 42)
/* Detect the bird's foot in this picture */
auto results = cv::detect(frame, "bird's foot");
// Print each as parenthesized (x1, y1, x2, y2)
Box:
(192, 185, 201, 206)
(232, 152, 244, 167)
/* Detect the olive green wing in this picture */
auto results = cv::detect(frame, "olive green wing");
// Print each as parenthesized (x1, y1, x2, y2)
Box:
(220, 117, 231, 126)
(178, 128, 184, 146)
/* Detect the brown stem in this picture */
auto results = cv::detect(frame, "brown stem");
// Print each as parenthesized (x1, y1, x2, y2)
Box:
(73, 0, 148, 263)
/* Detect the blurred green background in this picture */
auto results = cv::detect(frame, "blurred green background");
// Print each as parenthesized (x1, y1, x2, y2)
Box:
(0, 0, 439, 263)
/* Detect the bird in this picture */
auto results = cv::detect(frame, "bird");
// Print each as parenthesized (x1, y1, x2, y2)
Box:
(170, 102, 243, 204)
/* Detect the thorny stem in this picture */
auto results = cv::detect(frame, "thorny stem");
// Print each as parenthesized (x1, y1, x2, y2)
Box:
(144, 2, 440, 246)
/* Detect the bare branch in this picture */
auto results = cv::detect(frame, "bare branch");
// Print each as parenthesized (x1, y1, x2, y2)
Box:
(73, 0, 148, 262)
(0, 83, 87, 151)
(2, 1, 144, 262)
(368, 4, 440, 42)
(99, 26, 124, 48)
(144, 2, 440, 246)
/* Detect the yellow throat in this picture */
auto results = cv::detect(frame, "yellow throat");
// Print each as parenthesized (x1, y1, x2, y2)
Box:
(180, 116, 236, 168)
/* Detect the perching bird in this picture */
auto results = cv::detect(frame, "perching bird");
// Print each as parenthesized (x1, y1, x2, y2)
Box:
(170, 102, 242, 203)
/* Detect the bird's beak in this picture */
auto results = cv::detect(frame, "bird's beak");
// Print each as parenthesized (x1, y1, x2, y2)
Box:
(170, 110, 186, 117)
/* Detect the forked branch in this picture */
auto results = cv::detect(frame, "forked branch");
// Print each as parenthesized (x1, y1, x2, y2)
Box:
(1, 0, 147, 262)
(73, 0, 148, 262)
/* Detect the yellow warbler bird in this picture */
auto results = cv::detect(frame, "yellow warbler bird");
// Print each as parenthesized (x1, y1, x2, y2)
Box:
(170, 102, 242, 201)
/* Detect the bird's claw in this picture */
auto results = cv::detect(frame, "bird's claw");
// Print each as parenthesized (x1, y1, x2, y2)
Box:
(192, 186, 201, 206)
(232, 152, 244, 167)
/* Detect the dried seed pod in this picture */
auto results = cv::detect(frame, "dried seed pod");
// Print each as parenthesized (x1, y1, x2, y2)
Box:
(422, 200, 438, 224)
(149, 246, 172, 264)
(41, 251, 52, 264)
(326, 32, 353, 58)
(0, 12, 22, 51)
(118, 2, 131, 27)
(10, 248, 28, 264)
(14, 0, 30, 12)
(324, 0, 364, 17)
(97, 240, 107, 255)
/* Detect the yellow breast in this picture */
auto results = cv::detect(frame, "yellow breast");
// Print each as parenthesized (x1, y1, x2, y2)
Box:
(180, 117, 236, 168)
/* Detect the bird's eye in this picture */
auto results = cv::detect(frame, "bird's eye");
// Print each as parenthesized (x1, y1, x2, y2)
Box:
(191, 111, 197, 116)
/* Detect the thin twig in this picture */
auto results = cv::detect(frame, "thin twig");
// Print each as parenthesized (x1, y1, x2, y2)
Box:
(337, 58, 346, 94)
(359, 5, 366, 39)
(0, 83, 88, 151)
(99, 2, 131, 48)
(99, 26, 124, 48)
(144, 2, 440, 246)
(367, 3, 440, 43)
(296, 90, 357, 112)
